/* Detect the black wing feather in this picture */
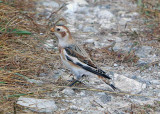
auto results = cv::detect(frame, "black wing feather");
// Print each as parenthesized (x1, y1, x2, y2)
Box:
(65, 55, 111, 79)
(65, 46, 97, 68)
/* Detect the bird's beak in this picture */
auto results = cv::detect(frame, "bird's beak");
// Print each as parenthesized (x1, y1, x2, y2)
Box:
(50, 27, 55, 32)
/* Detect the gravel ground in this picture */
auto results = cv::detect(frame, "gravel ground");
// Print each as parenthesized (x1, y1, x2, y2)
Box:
(17, 0, 160, 113)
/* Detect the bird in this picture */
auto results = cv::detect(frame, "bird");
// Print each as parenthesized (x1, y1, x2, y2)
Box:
(50, 25, 117, 90)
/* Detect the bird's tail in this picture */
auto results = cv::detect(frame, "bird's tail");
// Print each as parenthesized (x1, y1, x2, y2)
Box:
(98, 75, 117, 91)
(109, 84, 117, 90)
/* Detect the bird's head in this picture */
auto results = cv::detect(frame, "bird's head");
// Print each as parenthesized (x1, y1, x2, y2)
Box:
(50, 25, 74, 47)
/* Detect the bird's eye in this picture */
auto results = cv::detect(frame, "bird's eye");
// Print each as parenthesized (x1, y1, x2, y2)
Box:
(57, 28, 60, 31)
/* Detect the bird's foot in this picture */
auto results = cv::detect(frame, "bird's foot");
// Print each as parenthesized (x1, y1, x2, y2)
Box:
(68, 75, 87, 87)
(67, 77, 76, 82)
(68, 79, 83, 87)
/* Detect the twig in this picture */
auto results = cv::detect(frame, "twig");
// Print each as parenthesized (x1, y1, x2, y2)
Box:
(48, 3, 66, 21)
(50, 85, 159, 99)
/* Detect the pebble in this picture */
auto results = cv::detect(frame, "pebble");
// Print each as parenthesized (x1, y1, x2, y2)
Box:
(82, 26, 97, 32)
(85, 39, 95, 43)
(62, 88, 75, 96)
(114, 73, 145, 93)
(97, 9, 114, 19)
(114, 63, 118, 67)
(150, 80, 160, 85)
(17, 97, 57, 113)
(99, 93, 112, 104)
(135, 46, 153, 58)
(42, 1, 59, 8)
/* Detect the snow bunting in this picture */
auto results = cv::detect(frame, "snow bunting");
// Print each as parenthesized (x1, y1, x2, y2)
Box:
(50, 25, 117, 90)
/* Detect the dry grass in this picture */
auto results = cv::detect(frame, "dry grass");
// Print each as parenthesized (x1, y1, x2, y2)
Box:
(0, 0, 60, 113)
(135, 0, 160, 42)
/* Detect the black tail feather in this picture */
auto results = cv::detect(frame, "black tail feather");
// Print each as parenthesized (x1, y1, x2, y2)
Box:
(110, 84, 117, 91)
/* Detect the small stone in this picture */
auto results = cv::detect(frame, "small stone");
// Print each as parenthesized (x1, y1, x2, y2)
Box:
(99, 93, 112, 104)
(62, 88, 75, 96)
(78, 24, 83, 29)
(85, 39, 95, 43)
(78, 91, 86, 96)
(150, 80, 160, 85)
(74, 0, 88, 5)
(17, 97, 57, 113)
(148, 67, 152, 71)
(42, 1, 59, 8)
(114, 63, 118, 67)
(135, 46, 153, 58)
(126, 12, 139, 17)
(114, 73, 145, 93)
(97, 9, 114, 19)
(119, 18, 132, 25)
(82, 26, 97, 32)
(131, 75, 137, 79)
(137, 59, 149, 66)
(142, 84, 147, 89)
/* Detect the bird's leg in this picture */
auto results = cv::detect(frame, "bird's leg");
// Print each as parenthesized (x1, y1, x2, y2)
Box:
(69, 80, 81, 87)
(67, 77, 75, 82)
(68, 74, 86, 87)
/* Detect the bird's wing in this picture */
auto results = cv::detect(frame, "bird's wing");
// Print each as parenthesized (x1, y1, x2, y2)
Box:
(64, 44, 111, 79)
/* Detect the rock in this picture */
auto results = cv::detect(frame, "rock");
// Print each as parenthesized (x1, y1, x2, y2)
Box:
(126, 12, 139, 17)
(62, 88, 75, 96)
(77, 90, 86, 97)
(99, 93, 112, 104)
(119, 18, 132, 25)
(42, 1, 59, 8)
(135, 46, 153, 58)
(85, 39, 95, 43)
(137, 59, 149, 66)
(77, 24, 83, 29)
(113, 41, 132, 52)
(114, 63, 118, 67)
(96, 9, 114, 19)
(17, 97, 57, 113)
(82, 26, 97, 32)
(65, 0, 88, 14)
(150, 80, 160, 85)
(114, 73, 146, 93)
(73, 0, 88, 5)
(131, 75, 137, 79)
(69, 105, 83, 111)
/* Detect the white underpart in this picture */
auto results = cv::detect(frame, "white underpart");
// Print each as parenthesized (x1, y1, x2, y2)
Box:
(54, 31, 70, 47)
(58, 36, 70, 47)
(61, 49, 93, 79)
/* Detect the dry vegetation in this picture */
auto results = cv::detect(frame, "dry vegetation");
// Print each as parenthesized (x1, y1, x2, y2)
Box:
(135, 0, 160, 42)
(0, 0, 59, 113)
(0, 0, 160, 113)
